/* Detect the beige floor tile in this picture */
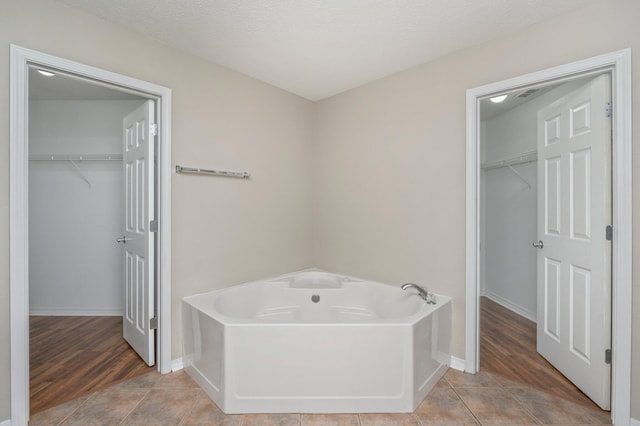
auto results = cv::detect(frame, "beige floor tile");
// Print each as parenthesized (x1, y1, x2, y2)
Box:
(455, 387, 538, 425)
(36, 365, 613, 426)
(433, 374, 451, 388)
(241, 413, 301, 425)
(115, 371, 162, 389)
(181, 396, 243, 425)
(301, 413, 359, 425)
(359, 412, 420, 425)
(61, 388, 149, 425)
(445, 369, 500, 388)
(485, 371, 528, 388)
(29, 396, 89, 426)
(509, 387, 612, 425)
(121, 388, 201, 425)
(154, 370, 200, 389)
(414, 388, 478, 425)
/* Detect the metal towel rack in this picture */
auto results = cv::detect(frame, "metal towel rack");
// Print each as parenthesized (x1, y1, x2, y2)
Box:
(175, 165, 250, 179)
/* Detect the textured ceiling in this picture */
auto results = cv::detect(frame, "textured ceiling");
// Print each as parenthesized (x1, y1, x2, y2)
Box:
(57, 0, 602, 100)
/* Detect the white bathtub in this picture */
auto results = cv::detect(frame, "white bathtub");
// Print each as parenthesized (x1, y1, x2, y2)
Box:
(182, 271, 451, 414)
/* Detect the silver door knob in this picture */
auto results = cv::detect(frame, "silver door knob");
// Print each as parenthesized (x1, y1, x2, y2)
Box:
(532, 240, 544, 249)
(116, 236, 130, 244)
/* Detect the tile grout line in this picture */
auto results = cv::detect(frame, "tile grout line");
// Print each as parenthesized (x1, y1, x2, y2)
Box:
(507, 388, 550, 426)
(54, 392, 96, 426)
(414, 412, 426, 426)
(177, 393, 204, 426)
(449, 386, 484, 426)
(117, 388, 152, 425)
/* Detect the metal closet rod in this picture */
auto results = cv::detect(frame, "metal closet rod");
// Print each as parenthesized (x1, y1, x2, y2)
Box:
(481, 149, 537, 170)
(29, 153, 123, 161)
(175, 165, 250, 179)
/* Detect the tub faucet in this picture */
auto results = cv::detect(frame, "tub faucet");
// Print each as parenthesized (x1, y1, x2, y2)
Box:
(401, 283, 436, 304)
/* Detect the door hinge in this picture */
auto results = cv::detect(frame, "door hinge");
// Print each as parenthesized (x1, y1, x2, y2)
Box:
(150, 123, 158, 136)
(605, 349, 612, 364)
(150, 317, 158, 330)
(150, 220, 158, 232)
(605, 102, 612, 118)
(606, 225, 613, 241)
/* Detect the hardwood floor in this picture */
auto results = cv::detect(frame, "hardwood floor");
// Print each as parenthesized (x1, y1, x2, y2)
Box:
(30, 316, 154, 414)
(479, 296, 607, 412)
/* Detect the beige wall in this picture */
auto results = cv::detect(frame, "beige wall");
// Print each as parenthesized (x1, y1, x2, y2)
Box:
(0, 0, 314, 420)
(313, 0, 640, 419)
(2, 0, 640, 422)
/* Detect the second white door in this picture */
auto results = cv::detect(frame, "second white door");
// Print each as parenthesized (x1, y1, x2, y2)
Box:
(122, 100, 156, 366)
(536, 74, 612, 409)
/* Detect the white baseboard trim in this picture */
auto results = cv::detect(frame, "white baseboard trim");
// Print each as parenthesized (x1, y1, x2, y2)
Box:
(450, 356, 465, 371)
(482, 291, 537, 323)
(30, 308, 123, 316)
(171, 357, 184, 372)
(630, 417, 640, 426)
(0, 418, 11, 426)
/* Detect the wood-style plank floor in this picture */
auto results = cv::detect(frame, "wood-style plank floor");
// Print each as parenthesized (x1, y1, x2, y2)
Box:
(479, 296, 607, 412)
(30, 316, 154, 414)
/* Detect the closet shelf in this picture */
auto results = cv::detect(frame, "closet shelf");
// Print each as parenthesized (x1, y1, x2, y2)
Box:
(29, 153, 123, 161)
(29, 153, 123, 188)
(482, 149, 537, 189)
(481, 149, 537, 171)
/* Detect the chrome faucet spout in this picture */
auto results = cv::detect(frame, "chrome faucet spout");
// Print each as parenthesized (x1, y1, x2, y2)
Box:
(401, 283, 436, 304)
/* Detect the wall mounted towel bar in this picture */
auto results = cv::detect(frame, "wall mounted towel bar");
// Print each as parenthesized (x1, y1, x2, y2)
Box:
(175, 165, 250, 179)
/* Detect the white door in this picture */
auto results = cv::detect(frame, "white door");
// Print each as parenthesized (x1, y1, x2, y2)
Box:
(536, 74, 611, 409)
(121, 100, 156, 366)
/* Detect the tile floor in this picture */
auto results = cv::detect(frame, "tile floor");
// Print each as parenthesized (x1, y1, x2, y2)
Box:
(30, 368, 612, 425)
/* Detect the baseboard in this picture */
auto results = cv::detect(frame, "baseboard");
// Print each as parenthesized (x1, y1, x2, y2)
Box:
(30, 308, 123, 316)
(0, 418, 11, 426)
(482, 291, 537, 323)
(630, 417, 640, 426)
(450, 356, 465, 371)
(172, 357, 184, 372)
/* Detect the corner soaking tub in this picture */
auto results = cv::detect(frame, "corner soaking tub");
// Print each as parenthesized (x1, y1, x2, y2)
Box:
(182, 271, 451, 414)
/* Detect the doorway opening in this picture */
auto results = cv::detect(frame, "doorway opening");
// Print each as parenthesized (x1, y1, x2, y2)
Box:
(10, 45, 173, 425)
(478, 74, 611, 412)
(28, 67, 154, 413)
(465, 49, 632, 426)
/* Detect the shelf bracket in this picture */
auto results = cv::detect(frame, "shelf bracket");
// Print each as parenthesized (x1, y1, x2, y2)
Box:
(507, 165, 531, 189)
(68, 160, 91, 188)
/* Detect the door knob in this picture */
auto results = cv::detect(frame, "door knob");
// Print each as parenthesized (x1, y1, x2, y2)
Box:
(116, 236, 130, 244)
(532, 240, 544, 249)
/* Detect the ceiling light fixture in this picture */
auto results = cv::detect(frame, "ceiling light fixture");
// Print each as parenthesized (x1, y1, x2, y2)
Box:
(489, 94, 507, 103)
(37, 69, 55, 77)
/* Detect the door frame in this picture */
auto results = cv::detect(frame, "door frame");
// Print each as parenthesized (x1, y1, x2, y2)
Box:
(9, 45, 173, 424)
(465, 49, 632, 425)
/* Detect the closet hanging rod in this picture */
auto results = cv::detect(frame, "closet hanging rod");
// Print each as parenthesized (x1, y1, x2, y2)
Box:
(29, 153, 123, 161)
(481, 149, 537, 170)
(175, 165, 250, 179)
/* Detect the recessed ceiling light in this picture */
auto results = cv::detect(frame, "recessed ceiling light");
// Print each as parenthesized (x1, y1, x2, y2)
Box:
(37, 69, 55, 77)
(489, 94, 507, 103)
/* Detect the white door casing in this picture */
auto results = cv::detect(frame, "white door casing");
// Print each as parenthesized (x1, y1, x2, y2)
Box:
(122, 100, 156, 366)
(536, 74, 611, 409)
(11, 45, 172, 426)
(465, 49, 630, 426)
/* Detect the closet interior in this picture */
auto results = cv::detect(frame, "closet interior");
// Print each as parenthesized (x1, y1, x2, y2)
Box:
(28, 67, 152, 413)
